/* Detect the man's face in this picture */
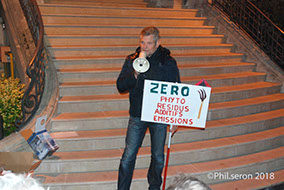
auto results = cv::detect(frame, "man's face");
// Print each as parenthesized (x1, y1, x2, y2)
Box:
(140, 34, 159, 57)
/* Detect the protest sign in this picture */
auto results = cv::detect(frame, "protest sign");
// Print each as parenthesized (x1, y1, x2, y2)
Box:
(141, 80, 211, 128)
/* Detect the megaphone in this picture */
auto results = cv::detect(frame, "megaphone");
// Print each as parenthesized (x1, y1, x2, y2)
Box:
(133, 51, 150, 73)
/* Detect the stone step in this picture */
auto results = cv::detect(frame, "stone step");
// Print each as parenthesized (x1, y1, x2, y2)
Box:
(36, 126, 284, 173)
(44, 25, 215, 36)
(210, 169, 284, 190)
(43, 0, 147, 3)
(51, 108, 284, 151)
(52, 110, 129, 132)
(39, 4, 199, 18)
(57, 62, 254, 82)
(52, 94, 284, 132)
(42, 15, 206, 27)
(41, 1, 148, 7)
(35, 147, 284, 190)
(59, 72, 266, 96)
(46, 34, 224, 46)
(53, 53, 244, 69)
(49, 44, 233, 58)
(57, 82, 281, 113)
(50, 107, 284, 152)
(208, 93, 284, 120)
(44, 0, 146, 3)
(38, 2, 283, 190)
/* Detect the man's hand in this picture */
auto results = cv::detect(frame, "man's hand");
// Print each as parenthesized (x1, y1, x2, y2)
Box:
(134, 70, 140, 79)
(170, 125, 179, 137)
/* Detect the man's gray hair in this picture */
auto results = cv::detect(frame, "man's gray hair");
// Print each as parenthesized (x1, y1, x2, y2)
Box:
(166, 174, 212, 190)
(140, 26, 161, 42)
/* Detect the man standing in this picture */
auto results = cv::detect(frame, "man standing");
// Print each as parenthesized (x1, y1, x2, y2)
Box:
(117, 26, 180, 190)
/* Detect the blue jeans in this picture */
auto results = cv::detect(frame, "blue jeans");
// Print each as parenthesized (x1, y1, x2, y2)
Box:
(118, 116, 167, 190)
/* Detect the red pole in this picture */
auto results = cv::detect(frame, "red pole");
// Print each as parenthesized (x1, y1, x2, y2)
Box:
(162, 125, 173, 190)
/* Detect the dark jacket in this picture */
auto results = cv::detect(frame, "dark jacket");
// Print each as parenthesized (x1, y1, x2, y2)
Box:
(116, 45, 180, 118)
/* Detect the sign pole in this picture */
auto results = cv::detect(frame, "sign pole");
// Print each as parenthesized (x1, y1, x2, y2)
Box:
(141, 79, 211, 189)
(162, 124, 173, 190)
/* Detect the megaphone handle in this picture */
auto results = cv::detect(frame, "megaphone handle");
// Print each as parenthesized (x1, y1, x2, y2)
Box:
(133, 69, 139, 78)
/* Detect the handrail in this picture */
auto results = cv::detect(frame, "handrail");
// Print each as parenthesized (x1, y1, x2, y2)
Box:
(211, 0, 284, 70)
(247, 1, 283, 33)
(15, 0, 46, 129)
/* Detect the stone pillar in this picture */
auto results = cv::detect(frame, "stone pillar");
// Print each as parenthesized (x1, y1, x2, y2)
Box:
(146, 0, 173, 8)
(185, 0, 208, 9)
(36, 0, 44, 4)
(173, 0, 183, 9)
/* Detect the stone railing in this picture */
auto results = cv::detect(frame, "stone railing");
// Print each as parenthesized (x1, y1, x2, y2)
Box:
(0, 0, 58, 150)
(15, 0, 46, 129)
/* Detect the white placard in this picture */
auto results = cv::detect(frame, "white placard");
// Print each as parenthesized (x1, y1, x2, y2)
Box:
(141, 80, 211, 128)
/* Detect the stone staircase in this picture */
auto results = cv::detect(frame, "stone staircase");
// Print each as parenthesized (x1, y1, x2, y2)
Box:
(35, 1, 284, 189)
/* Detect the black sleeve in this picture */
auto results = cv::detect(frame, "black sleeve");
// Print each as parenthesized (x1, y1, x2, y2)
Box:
(168, 57, 181, 83)
(116, 56, 137, 93)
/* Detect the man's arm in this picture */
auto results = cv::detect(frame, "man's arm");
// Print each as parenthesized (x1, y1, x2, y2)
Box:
(116, 57, 137, 93)
(169, 57, 181, 83)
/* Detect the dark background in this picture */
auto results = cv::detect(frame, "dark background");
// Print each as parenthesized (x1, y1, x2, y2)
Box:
(250, 0, 284, 30)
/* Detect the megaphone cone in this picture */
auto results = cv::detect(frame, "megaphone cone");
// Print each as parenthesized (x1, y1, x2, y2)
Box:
(133, 51, 150, 73)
